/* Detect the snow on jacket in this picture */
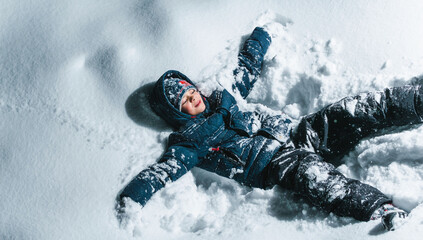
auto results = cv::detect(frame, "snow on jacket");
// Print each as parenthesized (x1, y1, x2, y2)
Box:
(120, 27, 293, 206)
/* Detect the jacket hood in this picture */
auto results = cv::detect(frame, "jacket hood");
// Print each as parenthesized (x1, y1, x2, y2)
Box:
(149, 70, 210, 129)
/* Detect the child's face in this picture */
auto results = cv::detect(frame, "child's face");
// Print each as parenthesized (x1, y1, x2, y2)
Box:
(180, 89, 206, 115)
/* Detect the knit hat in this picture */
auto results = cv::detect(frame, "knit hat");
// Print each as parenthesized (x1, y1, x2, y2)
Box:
(164, 78, 196, 110)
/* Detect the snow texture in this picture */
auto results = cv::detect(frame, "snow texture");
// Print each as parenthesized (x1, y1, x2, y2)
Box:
(1, 0, 423, 239)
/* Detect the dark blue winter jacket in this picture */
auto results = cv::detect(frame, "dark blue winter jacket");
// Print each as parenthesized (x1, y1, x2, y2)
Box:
(120, 27, 293, 206)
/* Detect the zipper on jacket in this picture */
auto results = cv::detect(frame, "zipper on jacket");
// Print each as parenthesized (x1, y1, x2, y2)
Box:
(209, 146, 245, 167)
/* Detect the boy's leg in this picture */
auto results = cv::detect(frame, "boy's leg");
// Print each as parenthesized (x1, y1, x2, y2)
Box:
(264, 148, 391, 221)
(292, 83, 423, 164)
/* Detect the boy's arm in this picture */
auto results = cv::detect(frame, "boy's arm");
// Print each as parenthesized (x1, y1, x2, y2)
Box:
(232, 27, 271, 99)
(118, 143, 199, 207)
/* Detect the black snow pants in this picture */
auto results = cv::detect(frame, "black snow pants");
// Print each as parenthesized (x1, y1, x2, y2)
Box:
(264, 82, 423, 221)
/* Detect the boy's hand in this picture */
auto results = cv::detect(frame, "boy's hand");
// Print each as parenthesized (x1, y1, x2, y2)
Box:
(115, 197, 144, 228)
(263, 21, 286, 40)
(255, 11, 292, 39)
(115, 197, 128, 223)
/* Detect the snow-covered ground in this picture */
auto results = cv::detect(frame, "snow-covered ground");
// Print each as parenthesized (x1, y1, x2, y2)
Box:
(1, 0, 423, 239)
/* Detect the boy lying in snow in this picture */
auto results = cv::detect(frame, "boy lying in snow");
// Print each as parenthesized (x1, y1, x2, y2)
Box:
(118, 26, 423, 231)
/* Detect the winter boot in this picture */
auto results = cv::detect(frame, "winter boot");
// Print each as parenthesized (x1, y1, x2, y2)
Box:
(410, 76, 423, 120)
(371, 203, 408, 231)
(415, 84, 423, 120)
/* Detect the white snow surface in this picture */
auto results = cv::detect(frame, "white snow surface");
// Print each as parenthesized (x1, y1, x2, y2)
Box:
(1, 0, 423, 239)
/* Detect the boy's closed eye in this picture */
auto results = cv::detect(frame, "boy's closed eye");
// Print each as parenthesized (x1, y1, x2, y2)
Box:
(182, 89, 197, 106)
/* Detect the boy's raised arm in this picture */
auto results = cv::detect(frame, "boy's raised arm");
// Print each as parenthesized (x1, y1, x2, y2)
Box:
(118, 143, 199, 207)
(232, 27, 271, 99)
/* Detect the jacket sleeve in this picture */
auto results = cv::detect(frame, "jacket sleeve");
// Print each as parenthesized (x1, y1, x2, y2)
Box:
(119, 143, 199, 207)
(232, 27, 271, 99)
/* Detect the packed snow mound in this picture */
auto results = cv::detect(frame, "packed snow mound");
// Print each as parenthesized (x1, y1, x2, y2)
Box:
(1, 1, 423, 240)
